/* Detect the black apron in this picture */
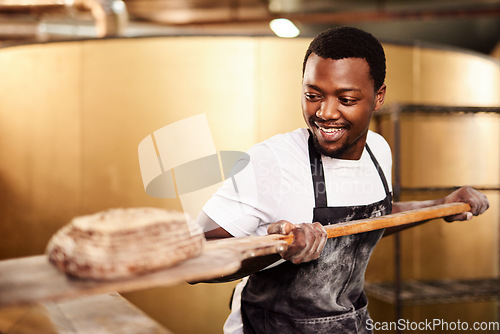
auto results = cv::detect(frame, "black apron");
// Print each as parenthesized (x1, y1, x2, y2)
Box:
(241, 133, 392, 334)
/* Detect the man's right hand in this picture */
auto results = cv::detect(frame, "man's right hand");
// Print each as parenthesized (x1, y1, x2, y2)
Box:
(267, 221, 327, 264)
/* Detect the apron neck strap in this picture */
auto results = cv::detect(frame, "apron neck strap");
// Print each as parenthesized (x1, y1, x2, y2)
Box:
(308, 130, 327, 208)
(364, 144, 391, 197)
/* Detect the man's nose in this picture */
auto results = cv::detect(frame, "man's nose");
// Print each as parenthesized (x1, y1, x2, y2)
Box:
(316, 99, 341, 120)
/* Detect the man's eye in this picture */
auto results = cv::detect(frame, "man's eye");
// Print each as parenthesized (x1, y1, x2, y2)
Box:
(340, 98, 357, 105)
(305, 93, 321, 101)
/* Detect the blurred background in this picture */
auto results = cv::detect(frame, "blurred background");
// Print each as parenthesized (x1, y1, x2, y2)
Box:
(0, 0, 499, 55)
(0, 0, 499, 333)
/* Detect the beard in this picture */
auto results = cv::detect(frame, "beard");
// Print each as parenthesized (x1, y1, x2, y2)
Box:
(311, 131, 350, 159)
(309, 116, 353, 158)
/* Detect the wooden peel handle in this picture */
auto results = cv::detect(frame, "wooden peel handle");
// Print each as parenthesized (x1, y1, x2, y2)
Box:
(278, 202, 472, 245)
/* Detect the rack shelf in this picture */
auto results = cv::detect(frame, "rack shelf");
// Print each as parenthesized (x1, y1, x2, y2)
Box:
(371, 103, 500, 322)
(376, 104, 500, 116)
(365, 278, 500, 306)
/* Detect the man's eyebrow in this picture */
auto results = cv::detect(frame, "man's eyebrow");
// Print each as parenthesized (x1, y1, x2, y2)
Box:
(304, 84, 362, 94)
(336, 87, 362, 93)
(304, 84, 323, 92)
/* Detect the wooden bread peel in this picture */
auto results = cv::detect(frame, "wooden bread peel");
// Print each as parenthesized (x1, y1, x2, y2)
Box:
(0, 202, 470, 308)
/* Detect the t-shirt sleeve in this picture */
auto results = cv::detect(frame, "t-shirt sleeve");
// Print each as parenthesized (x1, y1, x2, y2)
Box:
(202, 143, 283, 237)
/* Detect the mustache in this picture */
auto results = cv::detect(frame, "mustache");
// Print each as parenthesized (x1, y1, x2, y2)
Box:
(311, 118, 351, 129)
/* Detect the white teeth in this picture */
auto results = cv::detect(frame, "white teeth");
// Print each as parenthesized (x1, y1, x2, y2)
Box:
(315, 123, 343, 133)
(321, 128, 341, 133)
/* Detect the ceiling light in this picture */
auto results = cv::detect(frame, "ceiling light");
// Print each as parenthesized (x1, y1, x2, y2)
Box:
(269, 18, 300, 38)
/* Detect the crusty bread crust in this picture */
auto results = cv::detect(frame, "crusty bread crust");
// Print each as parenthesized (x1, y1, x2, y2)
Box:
(46, 208, 205, 280)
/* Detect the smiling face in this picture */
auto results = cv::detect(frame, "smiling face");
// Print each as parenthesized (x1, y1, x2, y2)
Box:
(302, 54, 386, 160)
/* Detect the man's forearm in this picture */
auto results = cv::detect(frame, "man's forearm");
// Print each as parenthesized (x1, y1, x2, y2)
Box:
(391, 198, 445, 214)
(384, 198, 446, 236)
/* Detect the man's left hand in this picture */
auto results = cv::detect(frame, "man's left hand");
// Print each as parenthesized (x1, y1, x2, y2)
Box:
(443, 186, 489, 222)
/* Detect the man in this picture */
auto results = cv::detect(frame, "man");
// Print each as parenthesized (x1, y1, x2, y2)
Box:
(197, 27, 489, 333)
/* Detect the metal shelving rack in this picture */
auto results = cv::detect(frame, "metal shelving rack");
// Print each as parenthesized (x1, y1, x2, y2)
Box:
(367, 103, 500, 324)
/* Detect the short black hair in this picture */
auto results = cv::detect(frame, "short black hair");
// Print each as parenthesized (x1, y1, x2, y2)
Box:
(303, 27, 386, 91)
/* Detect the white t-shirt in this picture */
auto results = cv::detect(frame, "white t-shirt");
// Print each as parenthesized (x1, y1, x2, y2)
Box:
(202, 128, 393, 334)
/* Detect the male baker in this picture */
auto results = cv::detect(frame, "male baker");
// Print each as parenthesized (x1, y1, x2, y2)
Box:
(197, 27, 489, 333)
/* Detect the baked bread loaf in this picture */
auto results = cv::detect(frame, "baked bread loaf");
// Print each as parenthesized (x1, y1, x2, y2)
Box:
(46, 208, 205, 280)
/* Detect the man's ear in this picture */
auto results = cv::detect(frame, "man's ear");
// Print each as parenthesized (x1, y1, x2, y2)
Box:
(373, 83, 386, 111)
